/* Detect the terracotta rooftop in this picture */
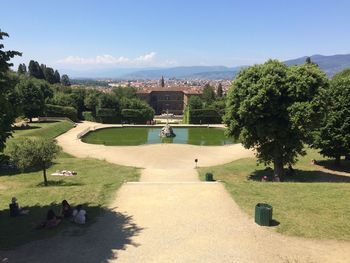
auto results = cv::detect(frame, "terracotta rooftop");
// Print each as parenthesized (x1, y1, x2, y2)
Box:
(136, 86, 202, 94)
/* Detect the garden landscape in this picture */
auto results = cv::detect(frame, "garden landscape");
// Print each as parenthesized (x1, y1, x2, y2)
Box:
(1, 1, 350, 262)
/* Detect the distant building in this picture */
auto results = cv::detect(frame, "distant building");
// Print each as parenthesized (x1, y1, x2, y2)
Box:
(137, 87, 202, 115)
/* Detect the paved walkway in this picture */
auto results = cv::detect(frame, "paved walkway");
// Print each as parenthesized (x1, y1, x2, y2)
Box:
(2, 122, 349, 263)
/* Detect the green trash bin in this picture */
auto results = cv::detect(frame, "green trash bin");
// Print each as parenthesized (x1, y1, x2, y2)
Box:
(255, 203, 273, 226)
(205, 173, 214, 181)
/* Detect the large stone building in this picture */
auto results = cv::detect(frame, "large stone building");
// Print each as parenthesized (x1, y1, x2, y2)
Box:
(136, 87, 202, 115)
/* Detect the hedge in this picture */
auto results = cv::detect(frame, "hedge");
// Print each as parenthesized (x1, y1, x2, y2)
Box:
(96, 108, 120, 124)
(121, 109, 151, 124)
(44, 104, 78, 122)
(188, 109, 222, 124)
(82, 111, 96, 122)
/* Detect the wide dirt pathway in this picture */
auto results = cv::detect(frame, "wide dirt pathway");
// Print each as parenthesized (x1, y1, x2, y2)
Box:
(1, 122, 349, 262)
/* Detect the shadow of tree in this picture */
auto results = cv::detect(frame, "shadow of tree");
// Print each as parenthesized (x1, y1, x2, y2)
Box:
(0, 203, 142, 262)
(36, 180, 83, 187)
(13, 126, 41, 131)
(317, 159, 350, 173)
(248, 168, 350, 183)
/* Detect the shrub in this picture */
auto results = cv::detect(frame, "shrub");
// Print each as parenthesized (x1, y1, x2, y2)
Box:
(121, 109, 153, 124)
(188, 109, 222, 124)
(82, 111, 96, 122)
(96, 108, 120, 124)
(44, 104, 78, 122)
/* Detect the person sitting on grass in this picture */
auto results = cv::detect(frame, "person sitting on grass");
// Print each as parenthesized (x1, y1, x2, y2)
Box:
(9, 197, 29, 217)
(59, 200, 73, 219)
(44, 209, 61, 229)
(72, 205, 87, 224)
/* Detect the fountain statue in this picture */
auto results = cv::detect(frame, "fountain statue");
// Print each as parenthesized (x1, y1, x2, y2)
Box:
(159, 110, 176, 138)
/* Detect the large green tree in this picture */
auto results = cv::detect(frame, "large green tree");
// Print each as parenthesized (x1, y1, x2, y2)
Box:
(313, 70, 350, 165)
(0, 30, 21, 152)
(6, 138, 61, 186)
(202, 84, 216, 105)
(216, 83, 223, 98)
(225, 60, 328, 180)
(43, 67, 56, 84)
(61, 74, 71, 86)
(28, 60, 44, 79)
(16, 79, 46, 122)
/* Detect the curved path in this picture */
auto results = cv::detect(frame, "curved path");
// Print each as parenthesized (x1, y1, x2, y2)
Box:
(2, 122, 349, 263)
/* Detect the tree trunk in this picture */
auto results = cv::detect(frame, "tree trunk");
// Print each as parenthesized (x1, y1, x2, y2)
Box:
(43, 163, 48, 186)
(273, 157, 284, 182)
(334, 156, 341, 166)
(345, 155, 350, 161)
(29, 117, 32, 123)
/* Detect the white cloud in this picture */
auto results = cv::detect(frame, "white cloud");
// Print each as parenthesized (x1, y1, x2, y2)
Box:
(57, 52, 157, 66)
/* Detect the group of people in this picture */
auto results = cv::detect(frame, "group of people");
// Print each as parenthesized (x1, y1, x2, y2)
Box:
(9, 197, 87, 229)
(38, 200, 87, 229)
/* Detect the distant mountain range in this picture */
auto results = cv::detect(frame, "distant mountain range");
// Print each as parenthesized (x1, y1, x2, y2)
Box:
(67, 54, 350, 80)
(284, 54, 350, 77)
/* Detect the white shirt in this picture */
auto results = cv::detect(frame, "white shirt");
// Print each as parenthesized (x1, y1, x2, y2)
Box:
(73, 209, 86, 224)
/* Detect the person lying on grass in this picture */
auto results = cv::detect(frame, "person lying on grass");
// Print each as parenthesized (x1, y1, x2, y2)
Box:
(9, 197, 29, 217)
(37, 209, 61, 229)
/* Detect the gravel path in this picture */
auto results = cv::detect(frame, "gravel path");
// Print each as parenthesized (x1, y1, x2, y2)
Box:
(1, 122, 349, 263)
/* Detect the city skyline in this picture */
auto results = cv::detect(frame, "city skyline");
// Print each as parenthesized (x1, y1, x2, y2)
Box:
(1, 0, 350, 71)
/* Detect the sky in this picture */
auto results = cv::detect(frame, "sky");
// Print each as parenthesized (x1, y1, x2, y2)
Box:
(1, 0, 350, 71)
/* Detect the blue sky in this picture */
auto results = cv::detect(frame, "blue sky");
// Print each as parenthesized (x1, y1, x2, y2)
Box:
(1, 0, 350, 70)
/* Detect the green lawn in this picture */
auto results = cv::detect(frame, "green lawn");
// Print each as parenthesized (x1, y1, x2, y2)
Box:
(9, 120, 75, 142)
(0, 121, 140, 249)
(198, 148, 350, 241)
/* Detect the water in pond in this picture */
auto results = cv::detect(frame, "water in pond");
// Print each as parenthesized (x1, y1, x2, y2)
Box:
(81, 127, 237, 146)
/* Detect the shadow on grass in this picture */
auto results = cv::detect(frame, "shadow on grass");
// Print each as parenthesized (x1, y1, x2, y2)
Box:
(13, 126, 41, 131)
(0, 203, 142, 262)
(36, 180, 83, 187)
(317, 159, 350, 173)
(248, 168, 350, 183)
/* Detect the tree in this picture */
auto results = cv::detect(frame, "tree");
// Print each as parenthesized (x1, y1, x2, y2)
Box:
(160, 76, 165, 87)
(217, 83, 223, 98)
(313, 71, 350, 165)
(43, 67, 56, 84)
(54, 70, 60, 84)
(113, 86, 136, 99)
(98, 93, 119, 111)
(28, 60, 44, 79)
(61, 74, 71, 86)
(202, 84, 216, 105)
(84, 91, 100, 115)
(17, 63, 27, 75)
(6, 138, 61, 186)
(225, 60, 328, 180)
(188, 96, 203, 110)
(0, 30, 21, 152)
(16, 79, 46, 122)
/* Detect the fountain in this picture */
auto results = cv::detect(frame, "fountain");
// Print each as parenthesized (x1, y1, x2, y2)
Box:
(159, 110, 176, 138)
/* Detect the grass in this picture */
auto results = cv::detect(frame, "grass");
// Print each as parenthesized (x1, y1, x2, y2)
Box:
(0, 121, 140, 249)
(9, 120, 75, 142)
(198, 148, 350, 241)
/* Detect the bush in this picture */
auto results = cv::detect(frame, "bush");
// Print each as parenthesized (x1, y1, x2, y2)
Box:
(96, 108, 120, 124)
(44, 104, 78, 122)
(121, 109, 153, 124)
(188, 109, 222, 124)
(82, 111, 96, 122)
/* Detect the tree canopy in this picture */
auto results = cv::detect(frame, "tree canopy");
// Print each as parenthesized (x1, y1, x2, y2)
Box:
(313, 70, 350, 165)
(15, 79, 47, 122)
(224, 60, 328, 180)
(0, 30, 21, 152)
(6, 138, 61, 186)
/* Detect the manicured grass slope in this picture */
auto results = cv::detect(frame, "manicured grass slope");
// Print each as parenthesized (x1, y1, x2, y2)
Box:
(0, 122, 139, 248)
(198, 149, 350, 240)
